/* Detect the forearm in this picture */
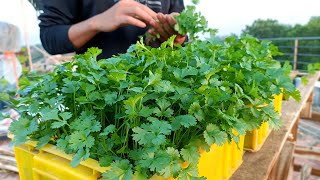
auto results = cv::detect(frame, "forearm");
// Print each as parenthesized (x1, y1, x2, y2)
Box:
(68, 17, 100, 49)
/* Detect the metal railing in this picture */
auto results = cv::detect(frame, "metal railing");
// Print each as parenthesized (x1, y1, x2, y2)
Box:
(260, 37, 320, 71)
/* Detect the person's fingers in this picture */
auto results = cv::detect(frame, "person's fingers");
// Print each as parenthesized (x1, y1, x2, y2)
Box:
(121, 15, 147, 28)
(156, 13, 170, 39)
(170, 12, 180, 17)
(126, 6, 155, 25)
(166, 14, 177, 26)
(162, 15, 176, 35)
(174, 35, 186, 44)
(136, 2, 157, 20)
(147, 29, 166, 42)
(148, 29, 156, 36)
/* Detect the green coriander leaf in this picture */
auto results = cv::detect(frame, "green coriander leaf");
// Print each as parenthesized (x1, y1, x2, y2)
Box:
(104, 92, 119, 106)
(301, 76, 308, 85)
(56, 136, 70, 152)
(154, 80, 175, 93)
(59, 112, 72, 121)
(133, 171, 148, 180)
(80, 82, 96, 93)
(107, 70, 127, 82)
(128, 87, 143, 93)
(69, 132, 95, 150)
(190, 177, 207, 180)
(51, 121, 67, 129)
(159, 147, 181, 178)
(36, 133, 53, 149)
(181, 146, 199, 165)
(103, 160, 133, 180)
(147, 71, 162, 86)
(61, 78, 80, 93)
(189, 102, 205, 121)
(9, 118, 38, 145)
(41, 107, 60, 121)
(88, 91, 103, 101)
(192, 0, 199, 5)
(132, 120, 172, 146)
(173, 67, 198, 79)
(172, 115, 197, 130)
(100, 125, 116, 136)
(138, 107, 154, 118)
(99, 156, 113, 167)
(70, 111, 101, 134)
(28, 102, 39, 114)
(268, 115, 283, 130)
(203, 124, 227, 146)
(148, 152, 171, 172)
(70, 148, 85, 168)
(0, 93, 9, 101)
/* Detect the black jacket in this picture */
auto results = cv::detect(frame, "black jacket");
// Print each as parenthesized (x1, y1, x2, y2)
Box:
(39, 0, 185, 58)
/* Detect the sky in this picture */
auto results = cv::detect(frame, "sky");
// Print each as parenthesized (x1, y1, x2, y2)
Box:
(0, 0, 319, 45)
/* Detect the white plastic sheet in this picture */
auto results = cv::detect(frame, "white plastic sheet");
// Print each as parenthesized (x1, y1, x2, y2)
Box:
(0, 56, 22, 85)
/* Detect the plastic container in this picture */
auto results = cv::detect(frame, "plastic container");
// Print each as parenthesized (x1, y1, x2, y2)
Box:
(15, 135, 244, 180)
(244, 93, 283, 152)
(198, 133, 244, 180)
(273, 93, 283, 114)
(244, 121, 270, 152)
(14, 141, 108, 180)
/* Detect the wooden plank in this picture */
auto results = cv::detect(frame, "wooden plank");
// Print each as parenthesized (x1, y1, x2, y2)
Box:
(290, 117, 300, 141)
(290, 71, 299, 80)
(287, 162, 294, 180)
(294, 164, 320, 177)
(304, 112, 320, 122)
(294, 146, 320, 161)
(300, 92, 314, 118)
(300, 102, 312, 118)
(231, 71, 320, 180)
(293, 39, 299, 70)
(295, 147, 320, 157)
(268, 141, 295, 180)
(299, 164, 312, 180)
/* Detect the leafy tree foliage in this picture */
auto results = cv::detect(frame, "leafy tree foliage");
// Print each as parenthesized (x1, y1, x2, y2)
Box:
(242, 17, 320, 70)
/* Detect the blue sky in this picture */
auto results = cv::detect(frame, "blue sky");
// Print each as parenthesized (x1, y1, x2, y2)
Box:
(1, 0, 319, 45)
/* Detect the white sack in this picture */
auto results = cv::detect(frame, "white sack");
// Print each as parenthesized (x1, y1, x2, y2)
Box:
(0, 22, 22, 52)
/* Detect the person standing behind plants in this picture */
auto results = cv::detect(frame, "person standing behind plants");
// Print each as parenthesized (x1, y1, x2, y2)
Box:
(39, 0, 187, 59)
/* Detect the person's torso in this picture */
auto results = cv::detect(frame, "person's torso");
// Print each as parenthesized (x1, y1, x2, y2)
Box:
(77, 0, 173, 59)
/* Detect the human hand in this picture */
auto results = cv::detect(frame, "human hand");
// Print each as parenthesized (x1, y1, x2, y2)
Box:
(91, 0, 157, 32)
(148, 13, 186, 44)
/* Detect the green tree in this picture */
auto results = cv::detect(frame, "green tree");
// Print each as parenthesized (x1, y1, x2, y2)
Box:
(242, 19, 291, 38)
(241, 17, 320, 70)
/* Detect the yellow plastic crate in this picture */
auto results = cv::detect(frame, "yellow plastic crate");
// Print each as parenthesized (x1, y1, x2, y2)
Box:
(15, 135, 244, 180)
(14, 141, 108, 180)
(244, 93, 283, 152)
(244, 121, 271, 152)
(273, 93, 283, 114)
(198, 134, 244, 180)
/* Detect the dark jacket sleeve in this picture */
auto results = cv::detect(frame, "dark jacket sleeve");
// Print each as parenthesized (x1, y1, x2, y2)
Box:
(39, 1, 79, 55)
(169, 0, 185, 13)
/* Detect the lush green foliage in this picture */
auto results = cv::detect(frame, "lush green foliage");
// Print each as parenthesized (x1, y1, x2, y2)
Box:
(242, 17, 320, 70)
(308, 63, 320, 75)
(9, 36, 299, 179)
(301, 63, 320, 85)
(174, 6, 216, 40)
(9, 7, 300, 180)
